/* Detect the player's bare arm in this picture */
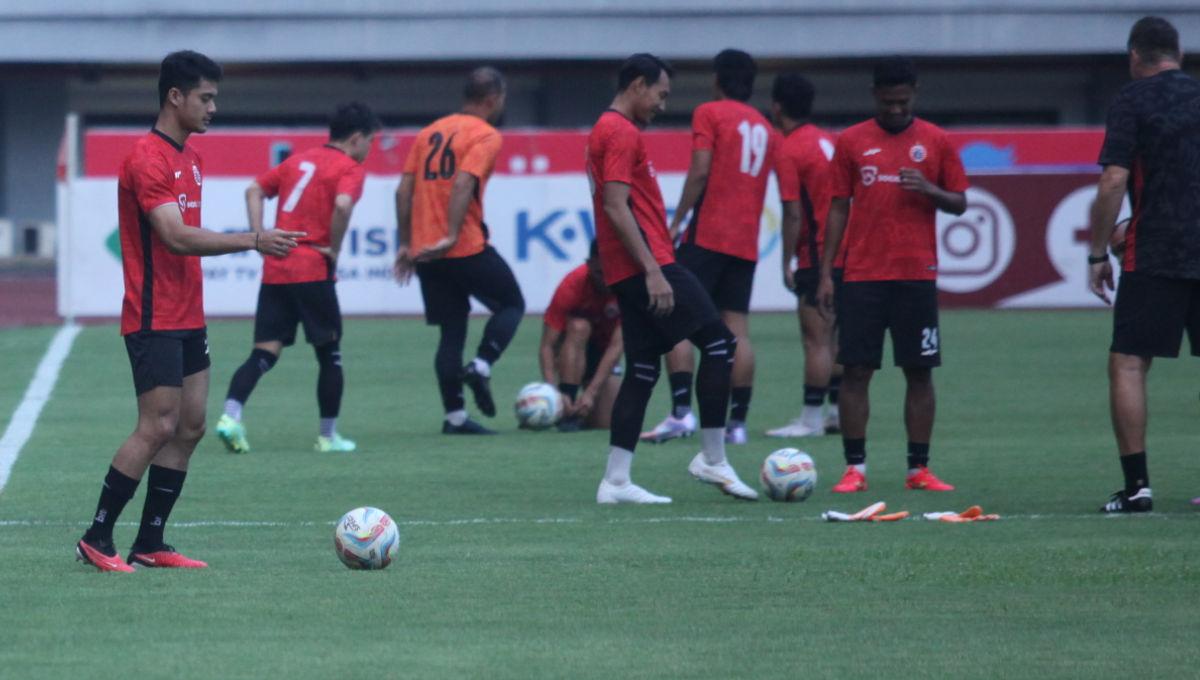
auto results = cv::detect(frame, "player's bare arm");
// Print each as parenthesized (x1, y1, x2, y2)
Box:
(816, 197, 850, 319)
(579, 327, 624, 417)
(148, 203, 301, 258)
(538, 324, 563, 386)
(898, 167, 966, 214)
(780, 199, 802, 290)
(602, 180, 674, 316)
(669, 148, 713, 240)
(415, 171, 477, 263)
(1087, 164, 1130, 304)
(393, 173, 416, 283)
(245, 181, 267, 233)
(315, 193, 355, 265)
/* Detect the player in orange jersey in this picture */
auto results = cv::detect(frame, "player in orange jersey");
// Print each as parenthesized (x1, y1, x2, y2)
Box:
(217, 102, 381, 455)
(394, 67, 525, 434)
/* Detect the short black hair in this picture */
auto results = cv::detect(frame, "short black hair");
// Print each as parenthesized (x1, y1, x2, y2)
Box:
(714, 49, 756, 102)
(1128, 16, 1181, 63)
(158, 50, 222, 108)
(464, 66, 506, 103)
(772, 73, 815, 120)
(873, 56, 918, 89)
(329, 102, 382, 141)
(618, 53, 674, 92)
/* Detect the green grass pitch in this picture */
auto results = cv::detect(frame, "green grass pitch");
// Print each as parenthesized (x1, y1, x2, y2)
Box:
(1, 311, 1198, 678)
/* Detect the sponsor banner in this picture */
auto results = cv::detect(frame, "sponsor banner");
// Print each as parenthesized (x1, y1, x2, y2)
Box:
(61, 128, 1113, 318)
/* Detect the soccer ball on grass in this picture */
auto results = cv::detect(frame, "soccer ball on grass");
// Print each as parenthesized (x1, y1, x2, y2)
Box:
(514, 382, 563, 429)
(760, 448, 818, 502)
(334, 506, 400, 570)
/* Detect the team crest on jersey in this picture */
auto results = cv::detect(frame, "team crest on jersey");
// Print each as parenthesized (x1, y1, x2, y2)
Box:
(909, 144, 927, 163)
(860, 166, 878, 186)
(192, 164, 202, 186)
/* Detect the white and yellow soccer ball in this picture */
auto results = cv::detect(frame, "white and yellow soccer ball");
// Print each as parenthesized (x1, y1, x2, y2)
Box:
(334, 507, 400, 570)
(760, 448, 818, 502)
(514, 382, 563, 430)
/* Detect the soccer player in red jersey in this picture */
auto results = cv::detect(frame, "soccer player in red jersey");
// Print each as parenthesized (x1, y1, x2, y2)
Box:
(642, 49, 777, 446)
(589, 53, 757, 504)
(816, 57, 968, 494)
(394, 68, 525, 435)
(538, 240, 624, 431)
(764, 73, 844, 439)
(216, 103, 381, 455)
(75, 51, 302, 572)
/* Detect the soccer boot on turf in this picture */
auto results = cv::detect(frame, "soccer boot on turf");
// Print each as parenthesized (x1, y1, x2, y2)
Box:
(442, 418, 497, 435)
(1100, 488, 1153, 513)
(765, 417, 825, 438)
(905, 466, 956, 491)
(687, 453, 759, 500)
(832, 466, 868, 493)
(639, 411, 697, 444)
(596, 479, 672, 504)
(76, 538, 135, 573)
(461, 363, 496, 417)
(127, 544, 208, 569)
(824, 410, 841, 434)
(555, 415, 583, 433)
(316, 433, 357, 453)
(215, 414, 250, 454)
(725, 421, 748, 445)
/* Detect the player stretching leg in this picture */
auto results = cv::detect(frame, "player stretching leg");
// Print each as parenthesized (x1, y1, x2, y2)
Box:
(589, 54, 757, 504)
(218, 102, 380, 454)
(642, 49, 775, 446)
(394, 68, 525, 435)
(816, 57, 967, 494)
(76, 51, 302, 572)
(763, 73, 843, 439)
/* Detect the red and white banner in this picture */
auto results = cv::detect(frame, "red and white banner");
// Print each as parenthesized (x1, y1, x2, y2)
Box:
(59, 127, 1114, 318)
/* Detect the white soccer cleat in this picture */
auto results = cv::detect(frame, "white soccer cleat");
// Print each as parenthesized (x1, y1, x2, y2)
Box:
(824, 410, 841, 434)
(639, 411, 697, 443)
(687, 453, 759, 501)
(724, 422, 748, 445)
(765, 418, 825, 438)
(596, 479, 673, 504)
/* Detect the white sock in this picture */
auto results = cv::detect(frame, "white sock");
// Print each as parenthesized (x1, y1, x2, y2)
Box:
(801, 405, 823, 427)
(853, 463, 867, 474)
(472, 357, 492, 377)
(224, 399, 243, 421)
(701, 428, 726, 465)
(445, 409, 468, 426)
(604, 446, 634, 486)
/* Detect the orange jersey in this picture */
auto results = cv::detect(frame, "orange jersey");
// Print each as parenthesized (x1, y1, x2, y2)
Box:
(404, 113, 502, 259)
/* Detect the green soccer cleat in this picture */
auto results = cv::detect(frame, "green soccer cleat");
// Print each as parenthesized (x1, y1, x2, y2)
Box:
(316, 433, 357, 453)
(215, 414, 250, 454)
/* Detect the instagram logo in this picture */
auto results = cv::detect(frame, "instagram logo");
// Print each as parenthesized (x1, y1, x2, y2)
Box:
(935, 187, 1015, 294)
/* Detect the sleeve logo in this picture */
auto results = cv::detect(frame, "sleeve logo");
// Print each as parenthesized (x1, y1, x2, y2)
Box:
(192, 164, 202, 186)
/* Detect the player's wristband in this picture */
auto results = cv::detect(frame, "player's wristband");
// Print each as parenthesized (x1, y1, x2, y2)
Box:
(1087, 254, 1108, 265)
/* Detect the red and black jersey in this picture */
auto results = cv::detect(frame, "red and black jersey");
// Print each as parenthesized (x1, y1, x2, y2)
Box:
(684, 100, 777, 262)
(117, 129, 205, 335)
(543, 264, 621, 350)
(256, 145, 365, 284)
(776, 124, 837, 270)
(829, 118, 968, 282)
(587, 110, 674, 286)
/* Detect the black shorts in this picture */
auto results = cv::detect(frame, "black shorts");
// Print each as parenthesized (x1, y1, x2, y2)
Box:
(124, 328, 211, 396)
(837, 280, 941, 369)
(416, 246, 525, 325)
(611, 263, 721, 356)
(792, 268, 843, 309)
(1111, 271, 1200, 358)
(254, 281, 342, 347)
(674, 243, 756, 313)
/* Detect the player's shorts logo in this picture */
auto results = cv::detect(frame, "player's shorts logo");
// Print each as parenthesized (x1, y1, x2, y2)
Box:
(909, 144, 927, 163)
(860, 166, 878, 186)
(192, 164, 202, 186)
(935, 187, 1015, 294)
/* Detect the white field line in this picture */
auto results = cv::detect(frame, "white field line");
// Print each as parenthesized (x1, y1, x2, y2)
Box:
(0, 324, 82, 494)
(0, 512, 1196, 530)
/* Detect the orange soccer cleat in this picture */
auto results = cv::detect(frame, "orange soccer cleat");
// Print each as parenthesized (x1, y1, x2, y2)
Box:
(76, 539, 135, 573)
(127, 545, 209, 569)
(831, 466, 867, 493)
(905, 466, 956, 492)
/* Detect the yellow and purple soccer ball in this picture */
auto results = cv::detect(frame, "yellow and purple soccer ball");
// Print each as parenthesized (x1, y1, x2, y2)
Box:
(514, 382, 563, 430)
(334, 506, 400, 570)
(760, 448, 818, 502)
